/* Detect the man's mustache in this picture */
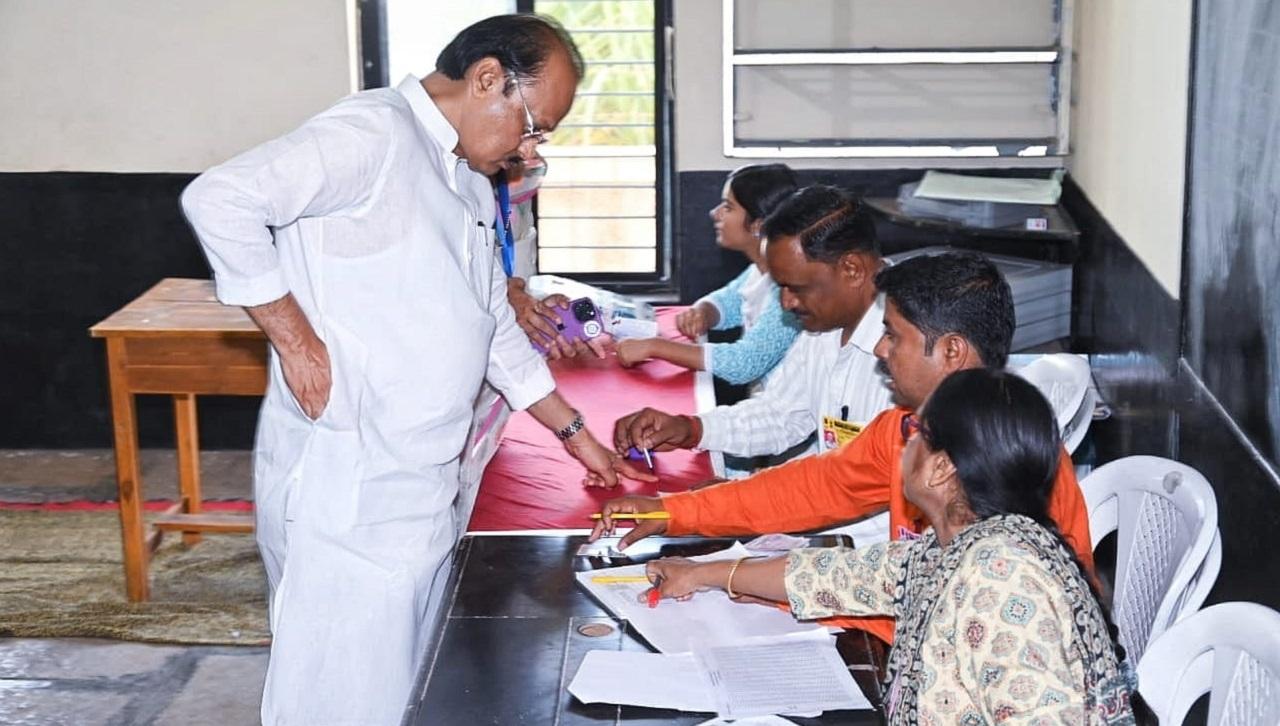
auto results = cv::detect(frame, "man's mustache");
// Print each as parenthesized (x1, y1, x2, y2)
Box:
(875, 359, 891, 378)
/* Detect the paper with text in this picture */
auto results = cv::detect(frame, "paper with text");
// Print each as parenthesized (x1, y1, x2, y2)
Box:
(700, 633, 871, 718)
(574, 543, 826, 654)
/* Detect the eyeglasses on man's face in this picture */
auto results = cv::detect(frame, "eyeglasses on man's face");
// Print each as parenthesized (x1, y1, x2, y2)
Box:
(512, 76, 550, 145)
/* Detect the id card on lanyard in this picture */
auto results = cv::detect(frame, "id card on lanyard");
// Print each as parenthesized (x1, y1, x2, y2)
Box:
(821, 415, 864, 450)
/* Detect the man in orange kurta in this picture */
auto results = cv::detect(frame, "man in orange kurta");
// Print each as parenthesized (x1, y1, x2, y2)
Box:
(592, 252, 1093, 644)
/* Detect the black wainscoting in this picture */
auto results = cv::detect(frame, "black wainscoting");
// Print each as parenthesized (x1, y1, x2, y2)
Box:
(1063, 174, 1280, 610)
(0, 172, 259, 449)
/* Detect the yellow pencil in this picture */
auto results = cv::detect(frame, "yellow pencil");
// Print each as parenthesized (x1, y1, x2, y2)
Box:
(590, 575, 652, 584)
(589, 511, 671, 520)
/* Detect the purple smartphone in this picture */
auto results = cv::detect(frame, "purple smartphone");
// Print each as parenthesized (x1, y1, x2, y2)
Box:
(532, 297, 605, 355)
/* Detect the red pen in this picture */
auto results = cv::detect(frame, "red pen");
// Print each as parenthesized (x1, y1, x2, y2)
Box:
(647, 574, 663, 608)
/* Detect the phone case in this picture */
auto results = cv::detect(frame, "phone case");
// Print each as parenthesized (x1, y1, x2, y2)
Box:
(532, 297, 605, 355)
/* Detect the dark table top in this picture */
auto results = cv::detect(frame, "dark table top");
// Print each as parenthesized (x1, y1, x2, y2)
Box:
(403, 535, 887, 725)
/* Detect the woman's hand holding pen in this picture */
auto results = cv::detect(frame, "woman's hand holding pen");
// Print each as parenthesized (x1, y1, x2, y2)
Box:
(588, 495, 668, 546)
(642, 558, 729, 602)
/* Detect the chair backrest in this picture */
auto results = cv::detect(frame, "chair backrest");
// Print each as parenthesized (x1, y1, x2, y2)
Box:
(1137, 602, 1280, 726)
(1012, 353, 1095, 454)
(1081, 456, 1220, 662)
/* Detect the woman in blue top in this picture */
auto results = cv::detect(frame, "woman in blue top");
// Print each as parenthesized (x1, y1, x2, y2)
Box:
(616, 164, 801, 386)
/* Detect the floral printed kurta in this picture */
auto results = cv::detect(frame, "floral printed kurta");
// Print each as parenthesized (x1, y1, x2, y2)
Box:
(786, 526, 1122, 725)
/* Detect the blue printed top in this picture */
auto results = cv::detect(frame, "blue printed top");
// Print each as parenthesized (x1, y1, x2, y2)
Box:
(699, 265, 801, 386)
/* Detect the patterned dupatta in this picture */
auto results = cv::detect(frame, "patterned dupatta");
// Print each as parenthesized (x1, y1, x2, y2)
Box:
(882, 514, 1135, 725)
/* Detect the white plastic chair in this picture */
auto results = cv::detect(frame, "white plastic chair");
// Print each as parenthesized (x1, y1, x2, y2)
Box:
(1137, 602, 1280, 725)
(1081, 456, 1221, 662)
(1012, 353, 1096, 454)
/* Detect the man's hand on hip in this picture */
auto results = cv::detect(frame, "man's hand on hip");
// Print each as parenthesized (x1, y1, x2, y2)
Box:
(244, 293, 332, 420)
(280, 337, 331, 420)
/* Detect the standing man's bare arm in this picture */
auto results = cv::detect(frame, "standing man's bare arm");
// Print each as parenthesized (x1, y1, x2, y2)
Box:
(245, 293, 331, 419)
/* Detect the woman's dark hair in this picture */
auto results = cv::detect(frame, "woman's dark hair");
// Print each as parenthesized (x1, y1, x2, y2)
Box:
(760, 185, 879, 262)
(436, 14, 585, 89)
(921, 368, 1128, 665)
(918, 368, 1060, 524)
(725, 164, 798, 224)
(874, 252, 1015, 369)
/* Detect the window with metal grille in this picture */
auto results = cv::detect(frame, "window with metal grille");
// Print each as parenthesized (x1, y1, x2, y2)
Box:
(726, 0, 1073, 159)
(522, 0, 671, 284)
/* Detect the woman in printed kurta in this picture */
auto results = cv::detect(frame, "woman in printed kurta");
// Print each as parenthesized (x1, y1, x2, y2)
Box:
(645, 369, 1135, 725)
(614, 164, 801, 386)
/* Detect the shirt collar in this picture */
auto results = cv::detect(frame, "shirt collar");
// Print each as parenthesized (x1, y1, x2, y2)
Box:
(847, 293, 886, 354)
(396, 75, 460, 160)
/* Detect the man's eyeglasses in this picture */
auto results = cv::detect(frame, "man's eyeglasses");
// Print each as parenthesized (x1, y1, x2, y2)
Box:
(512, 76, 550, 145)
(900, 413, 927, 444)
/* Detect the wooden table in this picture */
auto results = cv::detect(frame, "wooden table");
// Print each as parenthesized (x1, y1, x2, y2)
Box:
(90, 278, 266, 602)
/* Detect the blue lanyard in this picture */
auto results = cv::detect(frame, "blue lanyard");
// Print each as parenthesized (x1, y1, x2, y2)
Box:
(495, 177, 515, 277)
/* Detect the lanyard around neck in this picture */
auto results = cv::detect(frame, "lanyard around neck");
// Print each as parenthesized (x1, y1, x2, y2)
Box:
(495, 177, 515, 277)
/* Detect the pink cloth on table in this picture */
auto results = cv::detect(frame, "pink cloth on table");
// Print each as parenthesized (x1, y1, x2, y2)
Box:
(467, 307, 714, 531)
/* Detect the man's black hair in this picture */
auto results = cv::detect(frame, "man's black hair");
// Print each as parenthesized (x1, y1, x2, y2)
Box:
(874, 251, 1015, 369)
(436, 13, 585, 90)
(760, 185, 879, 262)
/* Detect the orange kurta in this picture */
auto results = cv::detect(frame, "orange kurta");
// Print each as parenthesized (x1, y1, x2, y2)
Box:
(663, 406, 1094, 643)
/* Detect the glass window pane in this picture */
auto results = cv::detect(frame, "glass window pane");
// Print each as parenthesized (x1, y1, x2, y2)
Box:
(571, 31, 654, 62)
(735, 0, 1058, 50)
(581, 63, 655, 94)
(539, 186, 656, 218)
(537, 217, 656, 249)
(734, 64, 1057, 143)
(540, 153, 655, 185)
(540, 247, 656, 274)
(539, 1, 654, 30)
(549, 126, 655, 146)
(562, 94, 654, 127)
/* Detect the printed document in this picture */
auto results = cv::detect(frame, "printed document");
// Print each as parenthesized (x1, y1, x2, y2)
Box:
(574, 543, 825, 654)
(568, 631, 871, 717)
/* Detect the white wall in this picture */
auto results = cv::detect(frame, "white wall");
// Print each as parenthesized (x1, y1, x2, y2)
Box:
(0, 0, 357, 173)
(386, 0, 513, 82)
(1070, 0, 1193, 298)
(674, 1, 1065, 172)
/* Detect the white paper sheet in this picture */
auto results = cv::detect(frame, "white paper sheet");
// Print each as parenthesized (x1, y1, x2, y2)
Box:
(568, 650, 711, 712)
(700, 632, 871, 718)
(568, 632, 872, 719)
(575, 543, 827, 654)
(913, 169, 1063, 205)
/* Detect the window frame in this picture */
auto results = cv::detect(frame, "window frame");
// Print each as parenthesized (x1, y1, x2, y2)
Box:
(520, 0, 676, 291)
(722, 0, 1074, 159)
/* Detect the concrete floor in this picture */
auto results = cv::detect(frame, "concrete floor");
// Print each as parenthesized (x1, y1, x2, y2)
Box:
(0, 449, 269, 726)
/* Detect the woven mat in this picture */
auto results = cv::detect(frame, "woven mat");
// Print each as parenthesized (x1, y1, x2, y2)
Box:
(0, 509, 268, 646)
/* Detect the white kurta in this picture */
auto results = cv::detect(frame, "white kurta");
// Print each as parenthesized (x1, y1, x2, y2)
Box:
(182, 76, 555, 726)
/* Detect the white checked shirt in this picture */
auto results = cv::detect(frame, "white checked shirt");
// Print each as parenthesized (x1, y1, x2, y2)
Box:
(696, 295, 892, 458)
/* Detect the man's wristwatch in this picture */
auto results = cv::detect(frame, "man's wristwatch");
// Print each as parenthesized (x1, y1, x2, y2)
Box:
(555, 410, 586, 441)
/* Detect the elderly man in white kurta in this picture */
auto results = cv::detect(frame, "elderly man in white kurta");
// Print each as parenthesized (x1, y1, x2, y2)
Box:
(181, 15, 646, 726)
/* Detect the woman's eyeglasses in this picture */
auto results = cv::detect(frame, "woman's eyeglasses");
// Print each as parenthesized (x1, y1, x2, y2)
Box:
(900, 413, 926, 443)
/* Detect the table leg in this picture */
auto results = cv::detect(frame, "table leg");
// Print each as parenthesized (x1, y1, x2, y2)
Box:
(173, 393, 202, 546)
(107, 338, 149, 602)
